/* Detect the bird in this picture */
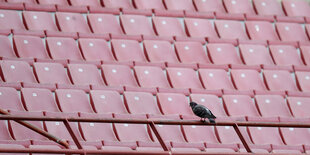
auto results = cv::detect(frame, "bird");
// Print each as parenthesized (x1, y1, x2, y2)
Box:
(190, 102, 216, 123)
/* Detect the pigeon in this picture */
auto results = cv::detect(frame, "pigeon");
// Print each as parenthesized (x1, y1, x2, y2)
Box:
(190, 102, 216, 123)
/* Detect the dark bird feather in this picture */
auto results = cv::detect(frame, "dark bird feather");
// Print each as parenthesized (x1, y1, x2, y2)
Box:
(190, 102, 216, 123)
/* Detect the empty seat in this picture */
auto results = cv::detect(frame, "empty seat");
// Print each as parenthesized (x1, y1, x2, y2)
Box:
(120, 15, 155, 36)
(275, 22, 309, 42)
(152, 17, 186, 37)
(193, 0, 226, 13)
(69, 0, 101, 6)
(134, 66, 170, 88)
(38, 0, 69, 5)
(246, 21, 279, 41)
(46, 37, 83, 61)
(184, 18, 218, 39)
(207, 43, 242, 65)
(34, 62, 71, 84)
(231, 69, 267, 91)
(215, 126, 243, 145)
(281, 127, 310, 146)
(295, 71, 310, 92)
(0, 35, 17, 59)
(0, 10, 25, 31)
(21, 88, 60, 112)
(223, 0, 256, 15)
(282, 0, 310, 17)
(300, 46, 310, 66)
(166, 67, 204, 89)
(175, 41, 211, 64)
(124, 92, 161, 115)
(101, 64, 138, 87)
(134, 0, 165, 10)
(90, 90, 128, 114)
(114, 123, 153, 143)
(269, 45, 304, 66)
(13, 35, 49, 59)
(0, 120, 15, 141)
(164, 0, 196, 11)
(55, 89, 94, 113)
(78, 38, 115, 62)
(0, 87, 25, 111)
(10, 121, 47, 140)
(103, 0, 134, 9)
(215, 20, 249, 40)
(87, 14, 123, 35)
(143, 40, 179, 63)
(111, 39, 147, 62)
(0, 60, 37, 83)
(239, 44, 274, 66)
(223, 95, 260, 118)
(287, 96, 310, 118)
(7, 0, 36, 4)
(45, 121, 82, 141)
(255, 95, 292, 118)
(157, 93, 193, 117)
(68, 64, 104, 86)
(198, 69, 235, 90)
(253, 0, 285, 16)
(248, 127, 286, 147)
(263, 70, 298, 91)
(23, 11, 58, 32)
(55, 12, 91, 33)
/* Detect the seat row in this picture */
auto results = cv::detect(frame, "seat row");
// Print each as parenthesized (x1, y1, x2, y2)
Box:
(2, 0, 310, 21)
(2, 35, 310, 71)
(2, 10, 310, 44)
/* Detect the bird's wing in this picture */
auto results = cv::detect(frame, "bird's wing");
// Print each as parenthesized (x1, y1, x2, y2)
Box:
(195, 105, 216, 118)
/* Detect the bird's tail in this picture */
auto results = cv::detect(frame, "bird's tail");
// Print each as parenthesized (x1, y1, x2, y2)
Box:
(209, 118, 216, 124)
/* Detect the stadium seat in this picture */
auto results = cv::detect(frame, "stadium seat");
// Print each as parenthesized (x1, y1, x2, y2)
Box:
(46, 37, 84, 61)
(263, 70, 299, 91)
(152, 17, 186, 37)
(300, 46, 310, 66)
(275, 22, 309, 42)
(223, 95, 260, 118)
(0, 35, 17, 59)
(87, 14, 123, 35)
(37, 0, 69, 5)
(120, 15, 155, 36)
(164, 0, 196, 11)
(101, 64, 138, 87)
(79, 119, 117, 142)
(7, 0, 36, 4)
(239, 44, 274, 66)
(231, 69, 267, 91)
(0, 120, 15, 142)
(34, 62, 71, 85)
(114, 123, 153, 143)
(269, 45, 304, 66)
(282, 0, 310, 17)
(68, 64, 104, 86)
(23, 11, 58, 32)
(166, 67, 203, 89)
(246, 21, 279, 41)
(253, 0, 285, 16)
(280, 127, 310, 146)
(175, 41, 211, 64)
(111, 39, 147, 62)
(124, 92, 162, 115)
(223, 0, 255, 15)
(287, 96, 310, 118)
(13, 35, 49, 59)
(295, 71, 310, 92)
(69, 0, 101, 6)
(0, 60, 37, 83)
(207, 43, 243, 65)
(134, 66, 170, 88)
(184, 18, 218, 39)
(103, 0, 134, 9)
(198, 69, 235, 90)
(215, 20, 249, 40)
(134, 0, 166, 10)
(193, 0, 226, 13)
(255, 95, 292, 118)
(45, 121, 83, 141)
(55, 12, 91, 33)
(0, 10, 25, 31)
(143, 40, 179, 63)
(0, 87, 25, 111)
(10, 121, 47, 140)
(215, 126, 243, 145)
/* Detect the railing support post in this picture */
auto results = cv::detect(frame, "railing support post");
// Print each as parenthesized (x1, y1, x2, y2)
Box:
(233, 123, 252, 153)
(149, 121, 169, 151)
(63, 119, 83, 150)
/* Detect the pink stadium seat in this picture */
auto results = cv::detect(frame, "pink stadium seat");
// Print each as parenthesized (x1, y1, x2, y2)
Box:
(38, 0, 69, 5)
(164, 0, 196, 11)
(287, 97, 310, 118)
(223, 95, 260, 118)
(0, 87, 25, 111)
(295, 71, 310, 92)
(255, 95, 292, 118)
(0, 35, 17, 59)
(239, 44, 274, 66)
(275, 22, 309, 42)
(215, 20, 249, 40)
(0, 60, 37, 83)
(55, 12, 91, 33)
(193, 0, 226, 13)
(300, 46, 310, 66)
(223, 0, 255, 15)
(87, 14, 123, 35)
(7, 0, 36, 4)
(143, 40, 179, 63)
(134, 66, 170, 88)
(215, 126, 243, 145)
(23, 11, 58, 32)
(199, 69, 235, 90)
(45, 121, 83, 141)
(111, 39, 147, 62)
(69, 0, 101, 6)
(21, 88, 60, 112)
(166, 67, 204, 89)
(0, 120, 14, 141)
(120, 15, 155, 36)
(10, 121, 47, 140)
(282, 0, 310, 17)
(134, 0, 166, 10)
(152, 17, 186, 37)
(280, 127, 310, 145)
(231, 69, 267, 91)
(114, 123, 153, 143)
(46, 37, 83, 61)
(101, 64, 138, 87)
(184, 18, 218, 39)
(246, 21, 279, 41)
(13, 35, 49, 59)
(78, 38, 114, 62)
(33, 62, 71, 84)
(55, 89, 94, 113)
(90, 90, 128, 114)
(175, 41, 210, 64)
(68, 64, 104, 86)
(269, 45, 304, 66)
(253, 0, 285, 16)
(124, 92, 161, 115)
(263, 70, 299, 91)
(0, 10, 25, 31)
(103, 0, 134, 9)
(207, 43, 242, 65)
